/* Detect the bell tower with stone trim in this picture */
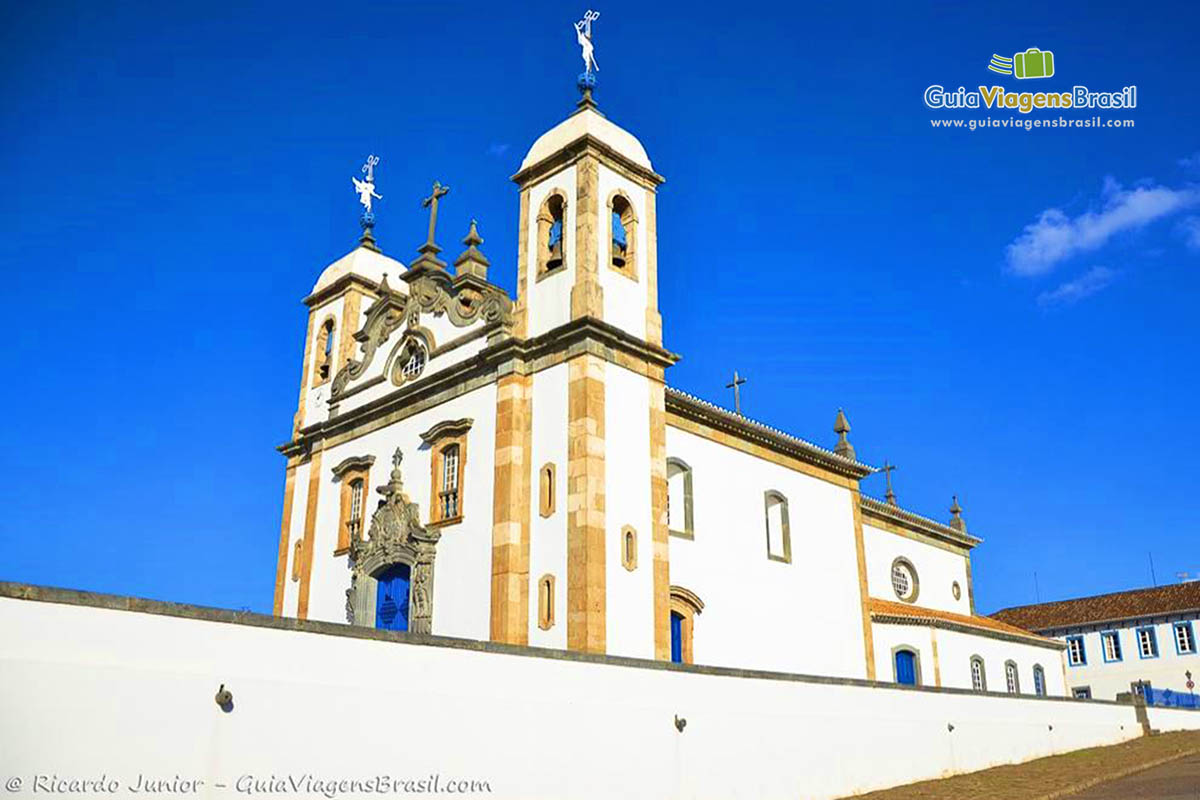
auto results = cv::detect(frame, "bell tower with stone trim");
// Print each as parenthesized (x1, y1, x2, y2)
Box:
(496, 92, 675, 659)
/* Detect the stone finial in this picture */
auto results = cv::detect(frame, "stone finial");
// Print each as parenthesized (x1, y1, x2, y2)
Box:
(379, 448, 406, 499)
(833, 408, 856, 460)
(949, 495, 967, 533)
(377, 273, 392, 297)
(453, 219, 491, 280)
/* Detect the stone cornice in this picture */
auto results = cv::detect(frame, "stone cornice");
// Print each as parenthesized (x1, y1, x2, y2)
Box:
(419, 418, 474, 445)
(664, 388, 874, 481)
(861, 496, 982, 550)
(278, 316, 681, 457)
(512, 135, 665, 190)
(302, 273, 381, 309)
(330, 454, 375, 479)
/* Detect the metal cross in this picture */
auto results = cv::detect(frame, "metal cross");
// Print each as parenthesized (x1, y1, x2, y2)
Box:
(725, 371, 747, 416)
(880, 461, 898, 506)
(421, 181, 450, 247)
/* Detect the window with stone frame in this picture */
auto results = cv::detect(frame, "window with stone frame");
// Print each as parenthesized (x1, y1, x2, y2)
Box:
(669, 586, 704, 665)
(970, 656, 987, 691)
(666, 458, 694, 538)
(1004, 660, 1020, 694)
(536, 192, 567, 277)
(313, 317, 335, 386)
(608, 191, 638, 278)
(332, 455, 374, 555)
(537, 574, 556, 630)
(421, 419, 472, 527)
(764, 491, 791, 563)
(1033, 664, 1046, 696)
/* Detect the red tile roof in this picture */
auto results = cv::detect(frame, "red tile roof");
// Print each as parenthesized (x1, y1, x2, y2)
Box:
(991, 582, 1200, 631)
(868, 598, 1059, 646)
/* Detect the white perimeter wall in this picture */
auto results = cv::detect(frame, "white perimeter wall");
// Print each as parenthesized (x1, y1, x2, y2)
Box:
(664, 425, 867, 678)
(6, 594, 1197, 800)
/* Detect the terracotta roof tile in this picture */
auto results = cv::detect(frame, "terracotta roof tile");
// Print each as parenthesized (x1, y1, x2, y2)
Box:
(868, 598, 1058, 645)
(991, 582, 1200, 632)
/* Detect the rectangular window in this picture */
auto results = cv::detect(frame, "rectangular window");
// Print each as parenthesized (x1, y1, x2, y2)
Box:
(437, 443, 462, 522)
(1138, 627, 1159, 659)
(1066, 635, 1086, 666)
(1175, 622, 1196, 655)
(1101, 631, 1123, 662)
(1072, 686, 1092, 700)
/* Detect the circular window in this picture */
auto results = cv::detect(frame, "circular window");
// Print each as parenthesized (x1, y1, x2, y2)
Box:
(952, 581, 962, 600)
(392, 341, 427, 385)
(891, 558, 919, 603)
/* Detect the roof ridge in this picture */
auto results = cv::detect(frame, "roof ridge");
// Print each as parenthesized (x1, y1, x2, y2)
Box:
(663, 386, 872, 470)
(992, 581, 1190, 615)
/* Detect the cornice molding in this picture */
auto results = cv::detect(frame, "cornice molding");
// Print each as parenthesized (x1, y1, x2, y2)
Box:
(871, 611, 1065, 650)
(511, 134, 665, 190)
(861, 496, 982, 550)
(419, 418, 474, 445)
(330, 454, 375, 480)
(664, 388, 874, 481)
(302, 273, 381, 309)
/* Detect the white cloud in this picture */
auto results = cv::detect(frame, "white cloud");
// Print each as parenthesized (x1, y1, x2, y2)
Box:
(1036, 267, 1118, 307)
(1006, 177, 1200, 276)
(1181, 216, 1200, 251)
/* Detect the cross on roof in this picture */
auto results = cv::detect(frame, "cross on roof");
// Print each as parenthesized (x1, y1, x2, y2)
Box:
(421, 181, 450, 250)
(725, 371, 747, 416)
(880, 461, 897, 506)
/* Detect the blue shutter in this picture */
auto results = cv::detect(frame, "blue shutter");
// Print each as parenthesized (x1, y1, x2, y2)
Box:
(895, 650, 917, 685)
(375, 564, 411, 632)
(670, 612, 684, 664)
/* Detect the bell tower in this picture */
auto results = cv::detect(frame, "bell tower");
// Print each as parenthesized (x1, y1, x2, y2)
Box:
(502, 23, 676, 660)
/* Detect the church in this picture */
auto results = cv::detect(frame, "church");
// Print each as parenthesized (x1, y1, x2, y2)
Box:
(271, 56, 1065, 697)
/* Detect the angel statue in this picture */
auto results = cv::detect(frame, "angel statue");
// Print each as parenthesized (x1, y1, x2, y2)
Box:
(352, 154, 382, 214)
(574, 10, 600, 74)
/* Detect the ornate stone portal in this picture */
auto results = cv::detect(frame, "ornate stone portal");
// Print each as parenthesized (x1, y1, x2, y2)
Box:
(345, 448, 441, 633)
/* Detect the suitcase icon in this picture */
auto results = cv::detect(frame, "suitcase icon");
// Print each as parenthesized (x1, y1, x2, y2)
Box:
(1014, 48, 1054, 79)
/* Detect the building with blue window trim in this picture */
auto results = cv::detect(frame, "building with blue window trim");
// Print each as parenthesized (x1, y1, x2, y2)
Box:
(993, 582, 1200, 700)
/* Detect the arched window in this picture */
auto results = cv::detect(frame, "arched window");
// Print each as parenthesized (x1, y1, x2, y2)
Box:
(669, 586, 704, 664)
(621, 525, 637, 571)
(1032, 664, 1046, 696)
(764, 491, 791, 563)
(539, 462, 557, 517)
(313, 318, 335, 385)
(893, 647, 920, 686)
(608, 192, 637, 277)
(1004, 660, 1020, 694)
(970, 655, 987, 692)
(537, 574, 555, 630)
(666, 458, 694, 539)
(537, 193, 567, 276)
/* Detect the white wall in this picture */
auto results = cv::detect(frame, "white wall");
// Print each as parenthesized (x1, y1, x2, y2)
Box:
(595, 169, 647, 341)
(6, 593, 1194, 800)
(528, 363, 569, 649)
(665, 425, 867, 678)
(872, 622, 1066, 696)
(863, 522, 971, 615)
(1057, 616, 1200, 700)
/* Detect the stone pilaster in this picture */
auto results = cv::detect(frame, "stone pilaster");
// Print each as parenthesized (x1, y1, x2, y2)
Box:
(567, 353, 606, 653)
(337, 290, 363, 372)
(272, 464, 298, 616)
(513, 191, 530, 338)
(644, 189, 663, 347)
(570, 157, 604, 320)
(648, 371, 671, 659)
(850, 486, 876, 680)
(490, 372, 532, 644)
(296, 447, 323, 620)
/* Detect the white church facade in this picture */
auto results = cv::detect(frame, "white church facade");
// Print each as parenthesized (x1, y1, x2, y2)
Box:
(271, 87, 1066, 697)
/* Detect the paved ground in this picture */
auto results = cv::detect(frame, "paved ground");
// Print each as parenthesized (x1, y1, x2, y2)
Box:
(843, 731, 1200, 800)
(1066, 751, 1200, 799)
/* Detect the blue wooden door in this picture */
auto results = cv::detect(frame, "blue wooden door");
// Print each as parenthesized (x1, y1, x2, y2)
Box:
(895, 649, 917, 685)
(670, 612, 684, 663)
(375, 564, 411, 631)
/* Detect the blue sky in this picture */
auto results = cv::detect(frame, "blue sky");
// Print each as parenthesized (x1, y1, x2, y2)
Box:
(2, 0, 1198, 616)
